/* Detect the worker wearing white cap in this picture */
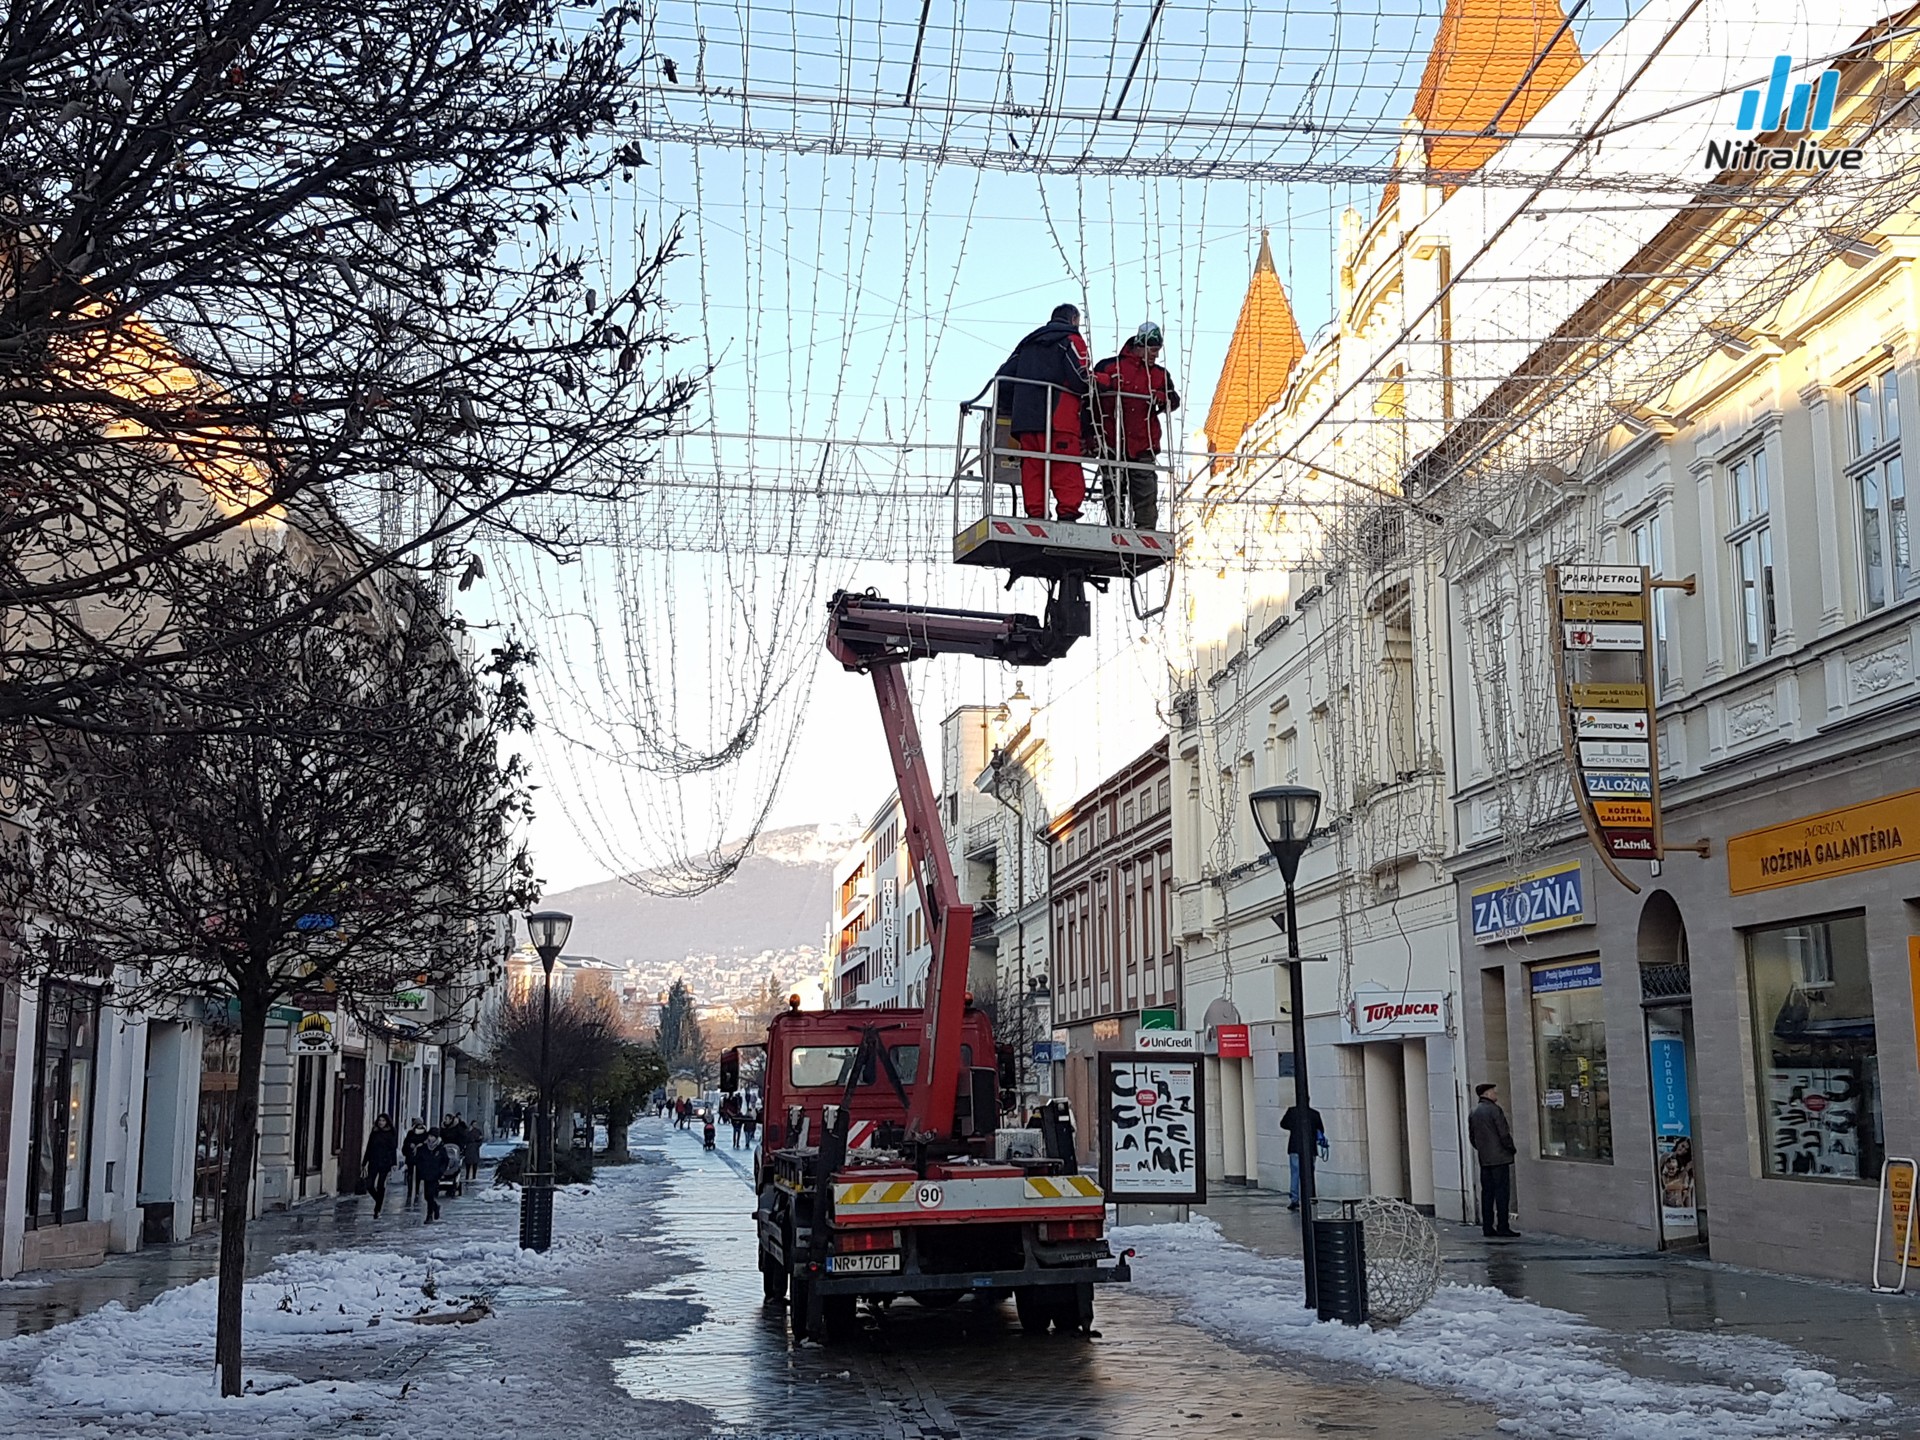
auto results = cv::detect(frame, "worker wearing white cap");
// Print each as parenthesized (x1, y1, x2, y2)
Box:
(1089, 322, 1180, 529)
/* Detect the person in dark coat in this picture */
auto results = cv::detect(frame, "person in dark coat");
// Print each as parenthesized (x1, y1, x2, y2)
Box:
(1279, 1103, 1328, 1214)
(401, 1121, 430, 1207)
(1090, 322, 1179, 528)
(417, 1130, 448, 1223)
(362, 1115, 399, 1217)
(995, 304, 1091, 521)
(462, 1124, 483, 1182)
(1468, 1083, 1520, 1238)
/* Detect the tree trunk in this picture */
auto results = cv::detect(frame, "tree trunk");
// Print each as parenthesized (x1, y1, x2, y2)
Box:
(215, 984, 269, 1398)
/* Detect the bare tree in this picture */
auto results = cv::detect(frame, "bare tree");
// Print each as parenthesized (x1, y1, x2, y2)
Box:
(0, 0, 694, 726)
(0, 549, 534, 1397)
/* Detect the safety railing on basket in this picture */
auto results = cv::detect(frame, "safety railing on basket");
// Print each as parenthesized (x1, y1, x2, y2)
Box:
(955, 377, 1175, 535)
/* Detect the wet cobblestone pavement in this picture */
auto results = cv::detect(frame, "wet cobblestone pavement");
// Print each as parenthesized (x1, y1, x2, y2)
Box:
(620, 1127, 1505, 1439)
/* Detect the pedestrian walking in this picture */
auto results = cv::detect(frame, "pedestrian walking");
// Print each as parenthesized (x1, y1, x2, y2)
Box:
(730, 1113, 744, 1149)
(417, 1130, 448, 1223)
(1469, 1082, 1520, 1238)
(1279, 1103, 1329, 1214)
(462, 1124, 483, 1182)
(362, 1114, 399, 1217)
(743, 1108, 760, 1148)
(995, 304, 1091, 521)
(401, 1120, 430, 1208)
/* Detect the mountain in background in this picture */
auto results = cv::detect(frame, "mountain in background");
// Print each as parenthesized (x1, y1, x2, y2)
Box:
(540, 822, 860, 1002)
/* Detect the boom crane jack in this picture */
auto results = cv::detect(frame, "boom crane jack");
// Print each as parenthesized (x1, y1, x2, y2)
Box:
(735, 385, 1171, 1342)
(825, 578, 1091, 1143)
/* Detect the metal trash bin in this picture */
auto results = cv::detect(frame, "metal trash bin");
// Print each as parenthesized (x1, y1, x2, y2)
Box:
(518, 1180, 554, 1251)
(1312, 1215, 1369, 1325)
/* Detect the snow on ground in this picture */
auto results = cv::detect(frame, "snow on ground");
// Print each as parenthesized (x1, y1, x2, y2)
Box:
(1114, 1218, 1895, 1440)
(0, 1177, 655, 1438)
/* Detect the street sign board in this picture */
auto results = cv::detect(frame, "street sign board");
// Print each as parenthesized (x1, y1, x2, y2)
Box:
(1584, 770, 1652, 799)
(1563, 621, 1646, 651)
(1579, 739, 1651, 769)
(1576, 710, 1650, 739)
(1570, 682, 1649, 709)
(1604, 830, 1659, 858)
(1549, 561, 1677, 871)
(1561, 593, 1646, 622)
(1593, 799, 1655, 827)
(1559, 565, 1643, 592)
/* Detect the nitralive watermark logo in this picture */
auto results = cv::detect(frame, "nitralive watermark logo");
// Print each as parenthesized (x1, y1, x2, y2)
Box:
(1704, 55, 1861, 172)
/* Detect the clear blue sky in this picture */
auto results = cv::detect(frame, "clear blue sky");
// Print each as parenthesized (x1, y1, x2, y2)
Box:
(489, 0, 1639, 891)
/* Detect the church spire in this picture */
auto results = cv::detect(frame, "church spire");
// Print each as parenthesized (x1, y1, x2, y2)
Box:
(1412, 0, 1584, 189)
(1204, 232, 1305, 470)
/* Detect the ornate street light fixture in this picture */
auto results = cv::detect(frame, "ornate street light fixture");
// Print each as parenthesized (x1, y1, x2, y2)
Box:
(518, 909, 572, 1252)
(1248, 785, 1322, 1308)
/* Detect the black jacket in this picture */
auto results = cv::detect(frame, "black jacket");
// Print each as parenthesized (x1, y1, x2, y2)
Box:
(416, 1141, 449, 1184)
(364, 1126, 399, 1172)
(1468, 1099, 1518, 1166)
(1279, 1104, 1325, 1157)
(995, 320, 1088, 434)
(401, 1128, 430, 1168)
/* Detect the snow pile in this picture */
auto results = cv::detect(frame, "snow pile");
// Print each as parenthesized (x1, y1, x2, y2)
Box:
(0, 1179, 636, 1436)
(1115, 1219, 1894, 1440)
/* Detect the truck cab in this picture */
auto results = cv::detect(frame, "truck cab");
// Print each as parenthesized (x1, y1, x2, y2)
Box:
(738, 999, 1129, 1340)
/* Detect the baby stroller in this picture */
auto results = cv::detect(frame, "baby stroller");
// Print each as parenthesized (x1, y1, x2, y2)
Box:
(701, 1113, 717, 1151)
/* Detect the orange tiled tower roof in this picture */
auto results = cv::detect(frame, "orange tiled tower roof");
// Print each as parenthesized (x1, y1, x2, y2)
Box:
(1413, 0, 1583, 185)
(1204, 233, 1306, 467)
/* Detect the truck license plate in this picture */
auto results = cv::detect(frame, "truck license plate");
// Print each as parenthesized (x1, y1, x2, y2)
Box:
(826, 1252, 901, 1274)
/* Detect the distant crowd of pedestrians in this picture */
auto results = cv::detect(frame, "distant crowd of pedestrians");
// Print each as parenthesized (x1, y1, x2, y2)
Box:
(359, 1112, 485, 1225)
(663, 1094, 761, 1152)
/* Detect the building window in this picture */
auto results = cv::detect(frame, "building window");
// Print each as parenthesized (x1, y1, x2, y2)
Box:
(28, 980, 101, 1227)
(1529, 960, 1612, 1162)
(1747, 913, 1882, 1183)
(1849, 371, 1908, 612)
(1629, 510, 1673, 692)
(1727, 447, 1776, 664)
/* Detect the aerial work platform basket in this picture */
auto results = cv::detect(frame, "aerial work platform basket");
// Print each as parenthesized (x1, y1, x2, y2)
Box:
(952, 382, 1174, 584)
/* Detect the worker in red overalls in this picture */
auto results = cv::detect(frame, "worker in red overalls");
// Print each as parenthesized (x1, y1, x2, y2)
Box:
(1090, 321, 1180, 529)
(995, 304, 1090, 521)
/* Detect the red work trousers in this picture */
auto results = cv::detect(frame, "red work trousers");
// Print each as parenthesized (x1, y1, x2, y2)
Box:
(1015, 394, 1086, 519)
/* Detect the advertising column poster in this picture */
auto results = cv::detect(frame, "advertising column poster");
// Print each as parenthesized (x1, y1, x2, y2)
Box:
(1098, 1053, 1206, 1204)
(1646, 1016, 1697, 1241)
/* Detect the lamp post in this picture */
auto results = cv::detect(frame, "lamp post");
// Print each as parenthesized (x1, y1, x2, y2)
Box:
(1249, 784, 1322, 1310)
(519, 909, 572, 1252)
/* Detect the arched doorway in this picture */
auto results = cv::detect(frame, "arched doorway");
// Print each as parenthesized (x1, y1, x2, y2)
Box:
(1637, 891, 1704, 1251)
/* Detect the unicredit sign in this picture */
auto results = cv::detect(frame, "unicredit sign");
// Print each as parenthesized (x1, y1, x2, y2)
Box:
(1133, 1029, 1199, 1053)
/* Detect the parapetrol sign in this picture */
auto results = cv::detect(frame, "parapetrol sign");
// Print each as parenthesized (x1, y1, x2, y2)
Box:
(1470, 861, 1588, 944)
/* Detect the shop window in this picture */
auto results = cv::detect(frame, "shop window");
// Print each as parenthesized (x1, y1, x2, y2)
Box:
(1747, 913, 1883, 1183)
(1529, 960, 1613, 1161)
(28, 980, 101, 1227)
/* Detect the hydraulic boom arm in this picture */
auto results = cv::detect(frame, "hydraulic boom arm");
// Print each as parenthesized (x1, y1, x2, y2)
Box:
(826, 585, 1088, 1143)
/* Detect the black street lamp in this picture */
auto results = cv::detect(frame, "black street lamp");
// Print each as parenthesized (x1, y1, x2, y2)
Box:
(1249, 785, 1322, 1309)
(519, 909, 572, 1252)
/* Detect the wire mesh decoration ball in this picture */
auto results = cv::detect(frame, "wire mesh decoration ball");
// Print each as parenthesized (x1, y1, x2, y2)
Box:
(1355, 1196, 1442, 1323)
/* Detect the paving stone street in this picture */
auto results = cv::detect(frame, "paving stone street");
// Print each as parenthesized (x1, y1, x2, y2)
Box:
(8, 1116, 1920, 1439)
